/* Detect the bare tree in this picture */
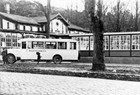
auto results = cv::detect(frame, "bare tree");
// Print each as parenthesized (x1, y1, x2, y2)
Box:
(116, 0, 121, 32)
(35, 0, 51, 38)
(46, 0, 51, 38)
(75, 2, 78, 25)
(135, 0, 139, 31)
(0, 1, 4, 12)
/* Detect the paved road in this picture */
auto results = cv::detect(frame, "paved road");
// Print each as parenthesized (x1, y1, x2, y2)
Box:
(0, 72, 140, 95)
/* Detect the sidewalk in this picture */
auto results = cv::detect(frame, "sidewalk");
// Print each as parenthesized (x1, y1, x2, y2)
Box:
(1, 71, 140, 95)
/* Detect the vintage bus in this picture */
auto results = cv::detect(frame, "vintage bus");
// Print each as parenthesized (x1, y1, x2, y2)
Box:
(6, 38, 80, 64)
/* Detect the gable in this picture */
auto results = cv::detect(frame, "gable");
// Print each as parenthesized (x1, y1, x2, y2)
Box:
(32, 13, 69, 26)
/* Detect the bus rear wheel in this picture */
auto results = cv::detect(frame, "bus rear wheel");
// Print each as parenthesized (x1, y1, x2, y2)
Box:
(7, 54, 16, 64)
(53, 55, 62, 64)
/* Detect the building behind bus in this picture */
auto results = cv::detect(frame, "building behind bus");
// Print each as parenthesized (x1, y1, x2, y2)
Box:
(0, 2, 89, 54)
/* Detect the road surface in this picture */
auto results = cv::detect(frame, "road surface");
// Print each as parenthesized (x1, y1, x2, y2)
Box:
(0, 71, 140, 95)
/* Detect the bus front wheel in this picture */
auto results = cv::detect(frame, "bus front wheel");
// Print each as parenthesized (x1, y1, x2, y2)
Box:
(53, 55, 62, 64)
(7, 54, 16, 64)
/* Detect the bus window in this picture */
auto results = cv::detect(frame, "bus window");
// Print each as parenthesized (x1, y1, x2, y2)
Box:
(58, 42, 67, 49)
(70, 42, 76, 50)
(38, 42, 44, 49)
(22, 42, 26, 49)
(45, 42, 57, 49)
(32, 41, 44, 49)
(28, 41, 32, 49)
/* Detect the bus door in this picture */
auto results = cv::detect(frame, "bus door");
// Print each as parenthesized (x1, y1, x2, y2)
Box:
(20, 41, 28, 59)
(20, 41, 36, 60)
(68, 42, 79, 60)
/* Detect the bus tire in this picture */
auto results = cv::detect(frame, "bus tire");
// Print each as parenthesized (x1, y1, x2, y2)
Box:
(7, 54, 16, 64)
(53, 55, 62, 64)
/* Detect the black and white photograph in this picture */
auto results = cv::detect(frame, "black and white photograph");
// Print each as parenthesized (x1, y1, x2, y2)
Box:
(0, 0, 140, 95)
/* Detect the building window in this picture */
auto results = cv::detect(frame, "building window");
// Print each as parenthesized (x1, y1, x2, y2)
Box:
(0, 19, 2, 28)
(38, 27, 40, 32)
(7, 22, 9, 29)
(132, 35, 140, 50)
(6, 33, 12, 47)
(31, 26, 32, 31)
(70, 42, 76, 50)
(16, 24, 19, 30)
(104, 36, 109, 50)
(22, 42, 26, 49)
(56, 22, 59, 26)
(23, 25, 25, 30)
(0, 33, 5, 47)
(62, 24, 64, 34)
(58, 42, 67, 49)
(17, 33, 22, 40)
(12, 33, 18, 47)
(110, 35, 130, 50)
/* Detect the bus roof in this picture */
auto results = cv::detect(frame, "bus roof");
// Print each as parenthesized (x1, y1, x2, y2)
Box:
(19, 38, 77, 42)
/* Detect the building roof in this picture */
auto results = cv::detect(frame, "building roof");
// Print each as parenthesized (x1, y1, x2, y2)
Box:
(68, 24, 89, 33)
(0, 12, 39, 25)
(32, 13, 69, 26)
(0, 12, 88, 33)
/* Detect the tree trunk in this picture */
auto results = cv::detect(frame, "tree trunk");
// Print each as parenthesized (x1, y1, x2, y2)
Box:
(135, 0, 138, 31)
(89, 0, 105, 71)
(46, 0, 51, 38)
(91, 16, 105, 71)
(116, 0, 120, 32)
(85, 0, 105, 70)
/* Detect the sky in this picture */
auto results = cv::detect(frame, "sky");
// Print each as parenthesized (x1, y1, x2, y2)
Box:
(25, 0, 138, 12)
(25, 0, 85, 12)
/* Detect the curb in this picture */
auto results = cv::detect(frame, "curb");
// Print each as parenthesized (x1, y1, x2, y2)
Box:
(4, 68, 140, 82)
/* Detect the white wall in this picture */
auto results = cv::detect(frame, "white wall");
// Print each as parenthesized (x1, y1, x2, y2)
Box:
(2, 19, 15, 29)
(32, 26, 38, 31)
(25, 26, 31, 31)
(43, 19, 67, 34)
(2, 18, 68, 34)
(51, 19, 65, 33)
(19, 25, 38, 32)
(2, 19, 39, 32)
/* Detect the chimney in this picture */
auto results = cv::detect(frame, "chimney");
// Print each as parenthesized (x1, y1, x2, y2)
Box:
(5, 1, 10, 14)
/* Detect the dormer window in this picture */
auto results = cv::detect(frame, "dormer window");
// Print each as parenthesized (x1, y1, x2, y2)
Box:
(56, 22, 59, 26)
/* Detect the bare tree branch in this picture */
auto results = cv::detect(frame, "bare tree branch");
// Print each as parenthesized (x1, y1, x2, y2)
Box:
(34, 1, 51, 38)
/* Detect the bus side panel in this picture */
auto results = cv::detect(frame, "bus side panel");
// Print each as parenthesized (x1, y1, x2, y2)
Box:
(42, 50, 78, 60)
(21, 49, 46, 60)
(20, 49, 30, 59)
(20, 49, 78, 61)
(64, 50, 79, 60)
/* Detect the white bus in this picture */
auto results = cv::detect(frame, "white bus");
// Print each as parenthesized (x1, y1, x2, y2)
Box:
(6, 38, 80, 64)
